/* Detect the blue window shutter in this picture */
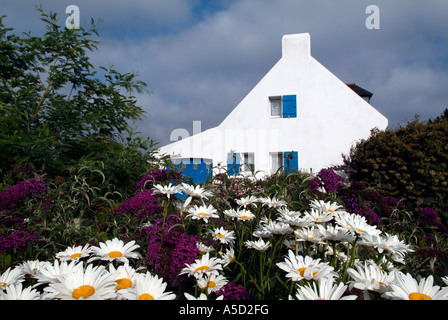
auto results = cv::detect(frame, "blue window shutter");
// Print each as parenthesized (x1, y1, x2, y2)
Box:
(282, 95, 297, 118)
(227, 152, 241, 176)
(284, 151, 298, 174)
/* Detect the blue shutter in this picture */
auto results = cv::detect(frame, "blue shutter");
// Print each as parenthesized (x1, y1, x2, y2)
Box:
(227, 152, 241, 176)
(282, 95, 297, 118)
(284, 151, 298, 174)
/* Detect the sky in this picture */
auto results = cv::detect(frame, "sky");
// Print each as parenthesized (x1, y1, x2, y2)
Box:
(2, 0, 448, 147)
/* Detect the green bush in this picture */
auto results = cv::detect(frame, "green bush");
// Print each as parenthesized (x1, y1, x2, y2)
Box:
(344, 111, 448, 222)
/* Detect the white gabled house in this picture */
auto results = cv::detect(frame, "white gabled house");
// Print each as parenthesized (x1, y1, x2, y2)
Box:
(159, 33, 388, 179)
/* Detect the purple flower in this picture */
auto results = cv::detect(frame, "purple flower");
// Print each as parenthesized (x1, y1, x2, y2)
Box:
(168, 233, 199, 287)
(113, 189, 163, 219)
(134, 169, 183, 191)
(0, 178, 47, 210)
(216, 283, 251, 300)
(308, 168, 345, 194)
(0, 230, 37, 253)
(418, 207, 439, 221)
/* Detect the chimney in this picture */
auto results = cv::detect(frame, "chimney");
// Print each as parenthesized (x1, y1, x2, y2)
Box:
(282, 33, 311, 59)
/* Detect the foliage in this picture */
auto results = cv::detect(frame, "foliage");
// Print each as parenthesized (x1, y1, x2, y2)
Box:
(343, 112, 448, 222)
(0, 7, 157, 194)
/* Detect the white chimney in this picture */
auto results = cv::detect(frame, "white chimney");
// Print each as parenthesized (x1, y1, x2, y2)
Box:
(282, 33, 311, 59)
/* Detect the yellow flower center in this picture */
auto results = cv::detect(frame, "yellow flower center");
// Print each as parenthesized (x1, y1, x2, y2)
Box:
(72, 285, 95, 300)
(0, 282, 6, 287)
(195, 266, 210, 272)
(108, 251, 123, 258)
(409, 292, 432, 300)
(376, 281, 388, 288)
(357, 228, 364, 233)
(298, 267, 307, 277)
(242, 215, 249, 220)
(198, 212, 207, 217)
(208, 281, 216, 288)
(139, 293, 155, 300)
(217, 233, 224, 238)
(315, 298, 326, 300)
(115, 278, 133, 290)
(328, 209, 334, 213)
(70, 253, 82, 259)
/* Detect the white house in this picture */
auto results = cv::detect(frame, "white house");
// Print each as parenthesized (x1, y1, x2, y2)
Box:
(159, 33, 388, 178)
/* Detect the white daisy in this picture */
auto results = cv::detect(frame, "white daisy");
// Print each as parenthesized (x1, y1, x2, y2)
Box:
(293, 277, 357, 300)
(277, 250, 337, 282)
(0, 267, 24, 290)
(259, 196, 287, 209)
(19, 260, 48, 277)
(152, 183, 181, 200)
(43, 263, 117, 300)
(258, 220, 293, 235)
(236, 195, 259, 208)
(310, 199, 344, 214)
(234, 208, 256, 222)
(335, 212, 381, 237)
(317, 224, 356, 243)
(184, 292, 224, 300)
(360, 233, 413, 262)
(34, 260, 83, 286)
(120, 272, 175, 300)
(211, 227, 235, 245)
(218, 248, 235, 267)
(197, 274, 228, 294)
(244, 238, 271, 251)
(186, 205, 219, 223)
(0, 283, 41, 300)
(180, 183, 213, 207)
(347, 262, 395, 294)
(196, 242, 216, 254)
(294, 226, 325, 245)
(89, 238, 140, 263)
(180, 253, 224, 279)
(109, 263, 136, 294)
(384, 272, 448, 300)
(303, 208, 334, 224)
(56, 244, 92, 261)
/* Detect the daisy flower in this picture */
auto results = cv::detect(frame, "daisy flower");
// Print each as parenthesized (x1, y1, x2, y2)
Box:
(197, 274, 229, 294)
(0, 283, 41, 300)
(196, 241, 216, 254)
(120, 272, 175, 300)
(294, 226, 325, 245)
(218, 248, 235, 267)
(0, 267, 25, 290)
(184, 292, 224, 300)
(186, 205, 219, 223)
(34, 260, 82, 286)
(384, 272, 448, 300)
(211, 227, 235, 245)
(335, 211, 381, 237)
(236, 195, 259, 208)
(259, 196, 287, 209)
(89, 238, 140, 263)
(180, 183, 213, 207)
(19, 260, 48, 277)
(258, 220, 293, 235)
(277, 251, 336, 282)
(303, 208, 334, 224)
(310, 199, 344, 214)
(152, 183, 181, 200)
(234, 208, 256, 222)
(293, 277, 357, 300)
(43, 263, 117, 300)
(180, 253, 223, 279)
(109, 263, 136, 293)
(360, 233, 413, 262)
(244, 238, 271, 251)
(317, 224, 356, 243)
(56, 244, 92, 261)
(347, 262, 395, 295)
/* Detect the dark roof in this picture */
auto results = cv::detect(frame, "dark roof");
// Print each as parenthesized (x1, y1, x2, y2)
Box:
(346, 83, 373, 98)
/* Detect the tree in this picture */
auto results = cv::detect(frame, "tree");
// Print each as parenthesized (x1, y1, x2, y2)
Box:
(0, 7, 156, 190)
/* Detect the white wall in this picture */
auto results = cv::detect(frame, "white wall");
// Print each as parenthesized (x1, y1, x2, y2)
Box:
(159, 33, 388, 176)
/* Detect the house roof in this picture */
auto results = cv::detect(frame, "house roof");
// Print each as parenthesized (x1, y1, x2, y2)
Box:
(346, 83, 373, 98)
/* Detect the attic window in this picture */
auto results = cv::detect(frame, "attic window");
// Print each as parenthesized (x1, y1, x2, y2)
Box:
(270, 95, 297, 118)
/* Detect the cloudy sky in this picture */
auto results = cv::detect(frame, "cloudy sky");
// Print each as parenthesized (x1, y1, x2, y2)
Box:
(2, 0, 447, 146)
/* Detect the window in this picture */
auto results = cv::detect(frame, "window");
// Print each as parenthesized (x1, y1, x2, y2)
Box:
(242, 152, 255, 172)
(271, 152, 284, 173)
(270, 97, 282, 117)
(269, 95, 297, 118)
(271, 151, 299, 174)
